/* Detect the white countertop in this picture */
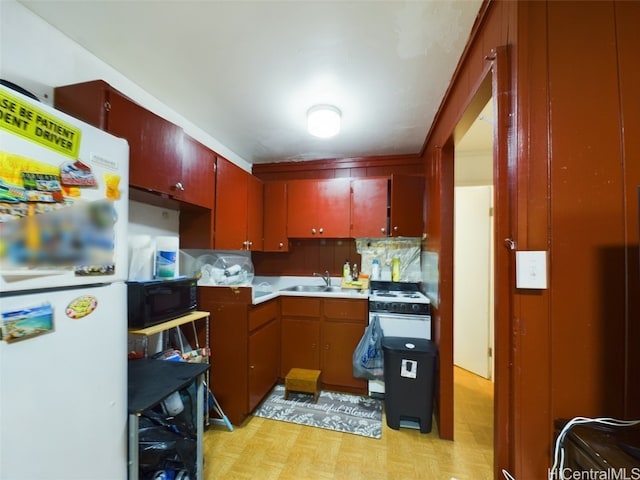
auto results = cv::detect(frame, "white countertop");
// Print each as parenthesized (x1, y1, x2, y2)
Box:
(222, 275, 370, 304)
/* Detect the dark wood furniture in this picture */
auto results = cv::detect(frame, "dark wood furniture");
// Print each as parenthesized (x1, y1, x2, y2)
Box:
(198, 287, 279, 426)
(284, 368, 322, 402)
(286, 178, 351, 238)
(214, 156, 263, 250)
(555, 419, 640, 472)
(280, 296, 368, 393)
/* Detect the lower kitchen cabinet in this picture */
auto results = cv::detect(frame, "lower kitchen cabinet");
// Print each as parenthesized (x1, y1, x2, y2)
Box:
(199, 287, 279, 426)
(248, 301, 280, 412)
(280, 296, 367, 393)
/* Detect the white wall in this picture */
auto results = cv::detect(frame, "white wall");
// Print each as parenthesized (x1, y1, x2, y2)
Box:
(0, 0, 250, 172)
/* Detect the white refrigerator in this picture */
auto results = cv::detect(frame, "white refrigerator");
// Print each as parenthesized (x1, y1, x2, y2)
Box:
(0, 85, 129, 480)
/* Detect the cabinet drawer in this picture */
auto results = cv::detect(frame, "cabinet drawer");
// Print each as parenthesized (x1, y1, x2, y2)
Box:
(323, 299, 367, 323)
(248, 300, 278, 332)
(280, 297, 321, 317)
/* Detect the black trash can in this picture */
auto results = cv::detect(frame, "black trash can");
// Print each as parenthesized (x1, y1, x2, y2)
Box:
(382, 336, 437, 433)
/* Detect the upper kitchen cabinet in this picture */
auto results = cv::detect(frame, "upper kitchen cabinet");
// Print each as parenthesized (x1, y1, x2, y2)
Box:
(263, 181, 288, 252)
(287, 178, 350, 238)
(351, 175, 424, 238)
(390, 174, 424, 237)
(351, 177, 389, 237)
(54, 80, 183, 198)
(178, 134, 215, 209)
(215, 156, 263, 251)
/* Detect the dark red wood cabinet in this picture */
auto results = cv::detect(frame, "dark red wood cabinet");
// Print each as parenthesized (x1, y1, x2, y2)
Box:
(280, 297, 321, 373)
(54, 80, 183, 198)
(287, 178, 351, 238)
(280, 296, 367, 393)
(248, 300, 280, 412)
(262, 181, 288, 252)
(214, 156, 263, 250)
(351, 177, 389, 237)
(178, 134, 215, 209)
(351, 175, 424, 238)
(246, 174, 264, 251)
(321, 299, 368, 390)
(199, 288, 279, 426)
(390, 174, 425, 237)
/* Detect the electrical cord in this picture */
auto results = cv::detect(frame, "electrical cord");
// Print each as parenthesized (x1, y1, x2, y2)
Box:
(500, 416, 640, 480)
(551, 416, 640, 478)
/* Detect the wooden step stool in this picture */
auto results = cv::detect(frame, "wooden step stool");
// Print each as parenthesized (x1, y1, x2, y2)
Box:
(284, 368, 322, 403)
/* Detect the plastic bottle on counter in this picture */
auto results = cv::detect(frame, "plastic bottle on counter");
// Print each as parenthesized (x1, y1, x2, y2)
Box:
(371, 259, 380, 280)
(155, 236, 179, 278)
(352, 263, 358, 281)
(343, 260, 351, 282)
(392, 257, 401, 281)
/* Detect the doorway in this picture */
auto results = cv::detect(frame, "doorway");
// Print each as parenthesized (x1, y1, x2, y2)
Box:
(453, 99, 495, 380)
(451, 86, 496, 467)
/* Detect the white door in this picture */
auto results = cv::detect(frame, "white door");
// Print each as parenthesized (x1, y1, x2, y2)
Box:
(454, 185, 493, 379)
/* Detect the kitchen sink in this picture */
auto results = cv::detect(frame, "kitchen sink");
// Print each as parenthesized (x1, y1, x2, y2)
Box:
(280, 285, 344, 293)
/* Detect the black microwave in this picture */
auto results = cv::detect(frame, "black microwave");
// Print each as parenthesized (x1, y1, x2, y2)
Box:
(127, 277, 198, 329)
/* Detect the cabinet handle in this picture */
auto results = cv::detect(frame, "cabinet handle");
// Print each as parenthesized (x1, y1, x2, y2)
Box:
(311, 228, 317, 234)
(174, 181, 185, 191)
(393, 226, 398, 232)
(319, 227, 324, 234)
(278, 242, 284, 249)
(381, 227, 386, 233)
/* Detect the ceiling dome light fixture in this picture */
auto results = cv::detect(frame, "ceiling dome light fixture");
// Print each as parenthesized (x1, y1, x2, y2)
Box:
(307, 104, 341, 138)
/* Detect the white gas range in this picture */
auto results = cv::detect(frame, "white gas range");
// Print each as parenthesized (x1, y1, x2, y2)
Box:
(368, 281, 432, 396)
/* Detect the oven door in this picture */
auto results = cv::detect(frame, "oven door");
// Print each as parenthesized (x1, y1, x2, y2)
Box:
(368, 311, 431, 396)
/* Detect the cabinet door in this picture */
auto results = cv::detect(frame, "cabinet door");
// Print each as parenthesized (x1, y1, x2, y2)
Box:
(248, 318, 279, 411)
(202, 301, 248, 426)
(286, 180, 317, 237)
(178, 135, 215, 209)
(321, 322, 367, 389)
(322, 299, 368, 389)
(287, 178, 351, 238)
(281, 318, 320, 374)
(107, 89, 182, 196)
(263, 181, 288, 251)
(316, 178, 351, 237)
(214, 156, 248, 249)
(351, 177, 389, 237)
(54, 80, 109, 128)
(246, 174, 263, 251)
(390, 174, 425, 237)
(54, 80, 183, 197)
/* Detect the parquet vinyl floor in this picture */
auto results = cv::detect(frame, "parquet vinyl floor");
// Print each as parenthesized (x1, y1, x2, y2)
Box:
(203, 367, 493, 479)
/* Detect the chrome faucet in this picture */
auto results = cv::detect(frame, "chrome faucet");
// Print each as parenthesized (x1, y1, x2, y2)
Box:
(313, 270, 331, 286)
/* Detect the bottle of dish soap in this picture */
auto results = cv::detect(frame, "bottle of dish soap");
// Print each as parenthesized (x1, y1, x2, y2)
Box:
(392, 257, 401, 281)
(343, 260, 351, 282)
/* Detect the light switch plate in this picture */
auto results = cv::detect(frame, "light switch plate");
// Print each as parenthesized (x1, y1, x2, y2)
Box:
(516, 251, 548, 289)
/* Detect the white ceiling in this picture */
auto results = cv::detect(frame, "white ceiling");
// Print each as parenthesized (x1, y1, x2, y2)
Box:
(20, 0, 483, 165)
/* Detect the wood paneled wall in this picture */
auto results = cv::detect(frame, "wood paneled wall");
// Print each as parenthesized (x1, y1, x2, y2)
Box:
(422, 1, 640, 478)
(252, 154, 423, 181)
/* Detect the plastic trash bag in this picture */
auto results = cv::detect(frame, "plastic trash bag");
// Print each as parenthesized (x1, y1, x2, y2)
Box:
(138, 409, 197, 480)
(352, 315, 384, 380)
